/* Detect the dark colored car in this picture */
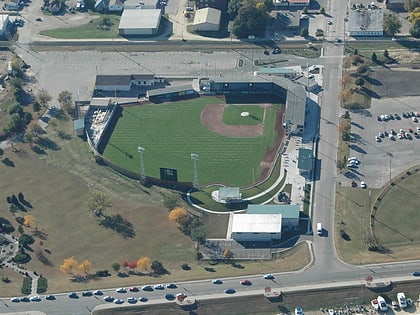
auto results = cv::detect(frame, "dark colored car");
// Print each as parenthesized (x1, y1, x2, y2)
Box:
(413, 271, 420, 276)
(240, 279, 252, 285)
(225, 288, 236, 294)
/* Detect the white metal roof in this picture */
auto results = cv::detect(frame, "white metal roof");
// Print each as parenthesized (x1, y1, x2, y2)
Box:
(119, 8, 161, 30)
(231, 214, 282, 233)
(193, 7, 221, 26)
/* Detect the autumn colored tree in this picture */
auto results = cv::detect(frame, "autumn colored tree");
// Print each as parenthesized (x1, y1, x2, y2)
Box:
(78, 259, 92, 275)
(60, 257, 78, 275)
(122, 260, 129, 268)
(137, 256, 151, 271)
(340, 73, 351, 86)
(168, 207, 189, 224)
(128, 261, 137, 269)
(87, 190, 111, 216)
(23, 215, 35, 227)
(223, 248, 234, 259)
(37, 89, 52, 108)
(338, 89, 352, 105)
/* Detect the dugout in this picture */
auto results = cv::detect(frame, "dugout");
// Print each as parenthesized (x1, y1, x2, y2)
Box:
(147, 85, 198, 103)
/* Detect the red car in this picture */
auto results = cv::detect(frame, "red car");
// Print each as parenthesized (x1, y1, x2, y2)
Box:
(408, 128, 413, 133)
(240, 280, 252, 285)
(129, 287, 139, 292)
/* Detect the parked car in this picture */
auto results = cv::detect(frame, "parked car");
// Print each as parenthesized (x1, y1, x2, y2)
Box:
(10, 297, 20, 302)
(114, 298, 124, 304)
(166, 283, 177, 289)
(30, 296, 41, 302)
(142, 285, 153, 291)
(35, 17, 43, 22)
(264, 274, 274, 280)
(68, 292, 78, 298)
(375, 136, 381, 142)
(129, 287, 139, 292)
(165, 293, 175, 300)
(20, 297, 30, 302)
(413, 117, 418, 122)
(272, 48, 281, 54)
(93, 290, 103, 295)
(104, 296, 114, 302)
(394, 114, 401, 120)
(360, 181, 367, 188)
(225, 288, 235, 294)
(82, 291, 92, 297)
(45, 295, 55, 300)
(240, 279, 252, 285)
(139, 296, 148, 302)
(295, 306, 304, 315)
(154, 284, 165, 290)
(212, 279, 223, 284)
(116, 287, 127, 293)
(127, 297, 137, 303)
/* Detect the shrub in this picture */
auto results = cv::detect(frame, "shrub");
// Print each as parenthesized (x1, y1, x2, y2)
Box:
(196, 252, 203, 260)
(21, 276, 32, 294)
(13, 252, 31, 264)
(16, 216, 24, 225)
(181, 263, 191, 270)
(37, 277, 48, 293)
(19, 234, 35, 247)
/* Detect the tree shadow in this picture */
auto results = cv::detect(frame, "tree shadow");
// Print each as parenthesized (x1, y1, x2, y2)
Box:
(363, 75, 383, 86)
(361, 87, 380, 99)
(99, 214, 135, 239)
(2, 157, 15, 167)
(35, 137, 60, 151)
(31, 145, 47, 155)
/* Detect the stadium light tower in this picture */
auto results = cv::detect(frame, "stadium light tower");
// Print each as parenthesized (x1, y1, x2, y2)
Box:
(191, 153, 199, 188)
(138, 146, 146, 180)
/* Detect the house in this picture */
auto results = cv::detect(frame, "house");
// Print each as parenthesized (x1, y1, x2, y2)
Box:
(347, 8, 384, 36)
(195, 0, 227, 10)
(4, 0, 19, 11)
(247, 204, 300, 229)
(193, 7, 221, 32)
(228, 213, 282, 241)
(124, 0, 158, 9)
(119, 9, 162, 36)
(0, 14, 10, 37)
(385, 0, 406, 12)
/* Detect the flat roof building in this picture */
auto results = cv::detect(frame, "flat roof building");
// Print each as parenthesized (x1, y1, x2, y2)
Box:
(119, 9, 162, 36)
(229, 213, 282, 241)
(193, 7, 221, 31)
(347, 8, 383, 36)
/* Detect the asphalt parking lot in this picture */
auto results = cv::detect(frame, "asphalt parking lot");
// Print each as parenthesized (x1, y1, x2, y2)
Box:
(342, 96, 420, 189)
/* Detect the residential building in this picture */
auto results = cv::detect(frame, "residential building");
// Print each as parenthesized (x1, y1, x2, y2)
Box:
(347, 8, 384, 36)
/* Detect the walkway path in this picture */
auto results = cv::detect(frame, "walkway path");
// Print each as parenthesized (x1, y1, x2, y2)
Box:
(1, 233, 40, 295)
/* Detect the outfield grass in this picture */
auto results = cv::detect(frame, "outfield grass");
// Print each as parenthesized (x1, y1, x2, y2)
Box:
(40, 14, 120, 39)
(103, 97, 279, 186)
(222, 105, 264, 125)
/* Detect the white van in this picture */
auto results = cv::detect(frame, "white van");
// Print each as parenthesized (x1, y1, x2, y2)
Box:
(316, 223, 322, 236)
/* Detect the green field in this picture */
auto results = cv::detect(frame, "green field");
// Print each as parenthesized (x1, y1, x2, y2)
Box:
(103, 97, 280, 186)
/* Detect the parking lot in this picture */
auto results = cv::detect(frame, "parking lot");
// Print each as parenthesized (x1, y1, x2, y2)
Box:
(341, 96, 420, 189)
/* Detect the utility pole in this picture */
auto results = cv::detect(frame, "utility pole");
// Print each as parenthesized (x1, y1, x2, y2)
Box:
(138, 146, 146, 181)
(191, 153, 199, 188)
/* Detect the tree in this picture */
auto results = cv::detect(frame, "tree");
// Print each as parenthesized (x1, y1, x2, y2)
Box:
(87, 190, 111, 216)
(137, 256, 151, 271)
(37, 89, 52, 108)
(303, 6, 308, 13)
(112, 262, 120, 272)
(405, 0, 420, 12)
(31, 124, 45, 137)
(410, 19, 420, 38)
(122, 260, 129, 268)
(320, 6, 325, 14)
(10, 58, 24, 78)
(300, 27, 309, 37)
(223, 248, 234, 259)
(351, 54, 363, 65)
(227, 0, 243, 19)
(383, 49, 389, 59)
(23, 215, 35, 227)
(128, 261, 137, 269)
(232, 0, 269, 38)
(77, 259, 92, 275)
(23, 112, 33, 125)
(60, 256, 78, 274)
(19, 234, 35, 247)
(151, 260, 166, 274)
(338, 89, 352, 105)
(168, 207, 188, 224)
(58, 90, 73, 115)
(8, 203, 18, 214)
(33, 102, 41, 112)
(356, 65, 369, 75)
(191, 225, 207, 244)
(383, 14, 402, 37)
(371, 52, 378, 63)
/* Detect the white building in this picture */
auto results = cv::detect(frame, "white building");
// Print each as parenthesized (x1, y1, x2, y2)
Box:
(0, 14, 10, 37)
(228, 213, 282, 242)
(347, 8, 384, 36)
(193, 7, 221, 31)
(119, 9, 161, 36)
(95, 74, 155, 92)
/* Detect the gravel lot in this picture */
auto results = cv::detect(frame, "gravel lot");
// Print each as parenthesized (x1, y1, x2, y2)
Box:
(341, 96, 420, 188)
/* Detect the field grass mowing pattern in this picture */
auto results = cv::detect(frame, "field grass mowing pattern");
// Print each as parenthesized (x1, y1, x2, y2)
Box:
(103, 98, 279, 186)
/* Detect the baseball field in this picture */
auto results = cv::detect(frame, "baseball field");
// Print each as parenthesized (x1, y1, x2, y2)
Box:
(102, 96, 282, 186)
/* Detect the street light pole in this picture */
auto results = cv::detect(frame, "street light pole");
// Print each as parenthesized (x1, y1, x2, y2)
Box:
(191, 153, 199, 188)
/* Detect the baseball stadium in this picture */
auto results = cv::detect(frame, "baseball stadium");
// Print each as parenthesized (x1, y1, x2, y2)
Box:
(85, 76, 307, 189)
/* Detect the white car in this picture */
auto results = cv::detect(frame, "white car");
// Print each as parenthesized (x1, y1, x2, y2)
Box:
(30, 296, 41, 302)
(114, 298, 124, 304)
(127, 297, 137, 303)
(375, 136, 381, 142)
(295, 306, 303, 315)
(263, 274, 274, 279)
(116, 287, 126, 293)
(360, 181, 367, 188)
(10, 297, 20, 302)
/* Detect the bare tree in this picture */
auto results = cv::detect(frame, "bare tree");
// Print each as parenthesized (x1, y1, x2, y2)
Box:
(37, 89, 52, 109)
(58, 90, 73, 114)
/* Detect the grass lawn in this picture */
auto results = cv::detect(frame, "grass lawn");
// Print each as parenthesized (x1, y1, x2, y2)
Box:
(40, 14, 120, 39)
(222, 105, 264, 125)
(335, 170, 420, 264)
(103, 97, 279, 186)
(0, 268, 25, 297)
